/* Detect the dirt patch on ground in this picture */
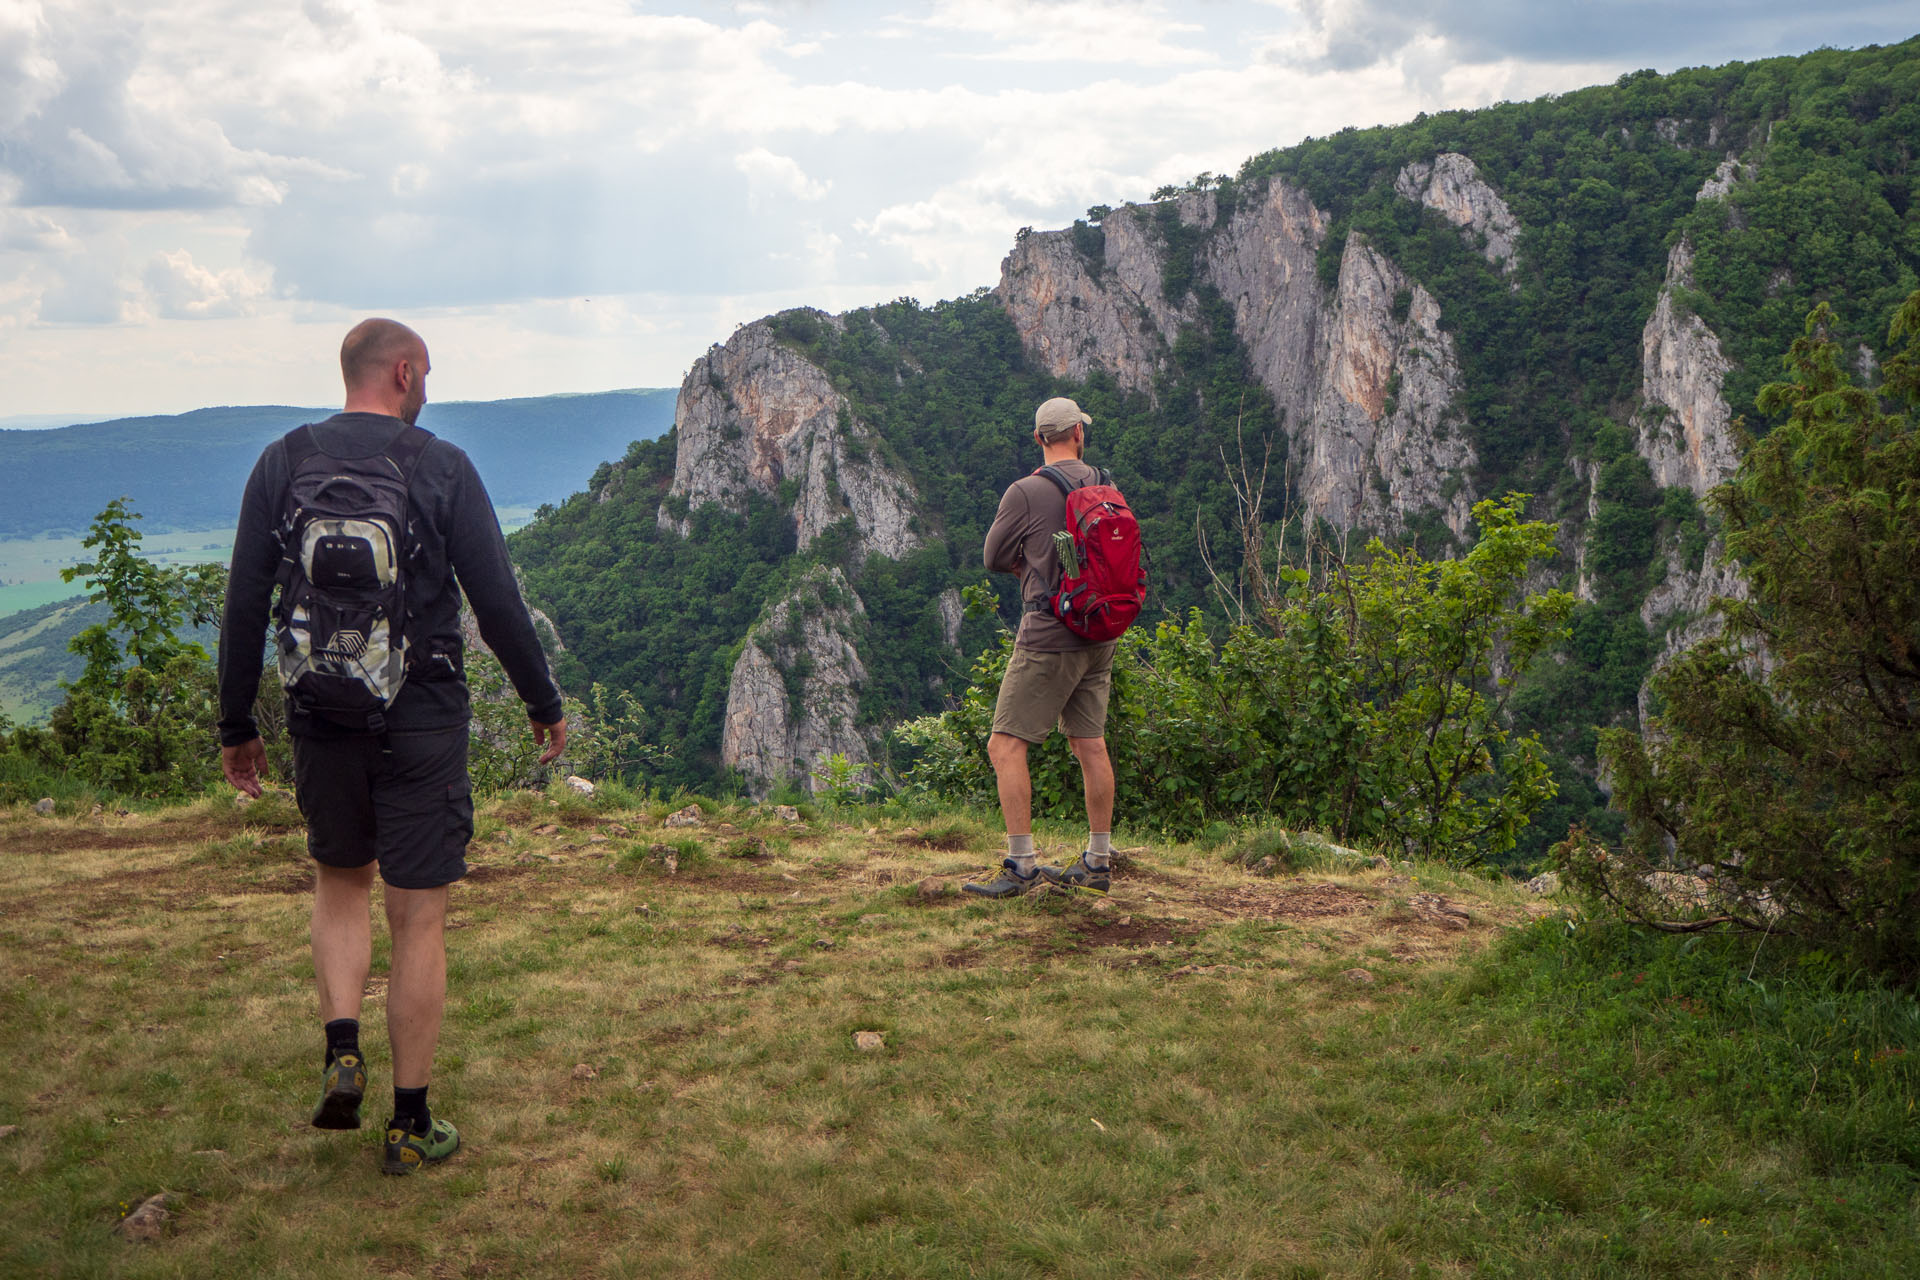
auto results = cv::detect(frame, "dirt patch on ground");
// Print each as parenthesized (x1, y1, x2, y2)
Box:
(929, 947, 983, 969)
(1205, 881, 1375, 921)
(898, 831, 972, 852)
(681, 869, 785, 895)
(1047, 915, 1199, 953)
(465, 863, 543, 885)
(225, 870, 315, 896)
(0, 830, 196, 857)
(706, 928, 772, 950)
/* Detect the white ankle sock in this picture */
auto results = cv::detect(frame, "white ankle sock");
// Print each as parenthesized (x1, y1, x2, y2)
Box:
(1086, 832, 1111, 866)
(1007, 834, 1035, 872)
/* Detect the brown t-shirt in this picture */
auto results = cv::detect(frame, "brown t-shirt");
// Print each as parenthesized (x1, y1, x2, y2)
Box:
(983, 458, 1103, 652)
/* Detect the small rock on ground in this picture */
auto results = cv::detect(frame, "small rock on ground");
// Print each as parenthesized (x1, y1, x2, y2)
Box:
(33, 798, 54, 816)
(564, 775, 595, 795)
(0, 1124, 18, 1139)
(1342, 968, 1375, 985)
(1525, 871, 1561, 895)
(915, 877, 948, 900)
(853, 1031, 885, 1052)
(773, 805, 801, 822)
(118, 1192, 174, 1243)
(571, 1063, 598, 1081)
(664, 805, 704, 828)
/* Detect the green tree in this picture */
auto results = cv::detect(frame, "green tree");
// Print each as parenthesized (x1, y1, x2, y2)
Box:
(43, 500, 226, 796)
(1563, 294, 1920, 977)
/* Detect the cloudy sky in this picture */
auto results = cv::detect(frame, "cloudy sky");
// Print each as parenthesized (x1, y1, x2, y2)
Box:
(2, 1, 1913, 421)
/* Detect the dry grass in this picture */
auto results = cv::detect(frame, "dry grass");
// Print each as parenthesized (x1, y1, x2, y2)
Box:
(1, 793, 1910, 1278)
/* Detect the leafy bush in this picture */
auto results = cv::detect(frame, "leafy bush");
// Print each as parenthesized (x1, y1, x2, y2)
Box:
(1563, 293, 1920, 978)
(0, 500, 225, 800)
(903, 495, 1572, 864)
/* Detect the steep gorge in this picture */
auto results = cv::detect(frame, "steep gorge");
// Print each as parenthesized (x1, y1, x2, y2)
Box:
(509, 40, 1920, 838)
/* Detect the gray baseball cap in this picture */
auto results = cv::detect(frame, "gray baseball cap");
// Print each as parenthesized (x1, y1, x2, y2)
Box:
(1034, 396, 1091, 440)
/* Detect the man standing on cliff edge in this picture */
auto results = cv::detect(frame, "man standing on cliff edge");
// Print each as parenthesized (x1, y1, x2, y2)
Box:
(966, 396, 1118, 898)
(217, 318, 567, 1174)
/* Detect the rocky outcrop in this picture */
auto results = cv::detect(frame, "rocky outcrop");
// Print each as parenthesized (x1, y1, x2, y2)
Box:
(1203, 180, 1329, 424)
(661, 316, 918, 561)
(721, 566, 870, 797)
(1394, 153, 1521, 273)
(1696, 155, 1749, 202)
(995, 180, 1477, 538)
(994, 204, 1199, 395)
(1634, 239, 1740, 496)
(1302, 234, 1478, 537)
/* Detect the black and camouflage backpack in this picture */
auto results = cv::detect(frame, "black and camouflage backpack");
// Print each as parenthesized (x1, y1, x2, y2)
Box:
(273, 423, 432, 733)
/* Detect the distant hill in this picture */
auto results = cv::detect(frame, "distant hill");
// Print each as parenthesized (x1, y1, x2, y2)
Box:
(0, 389, 678, 539)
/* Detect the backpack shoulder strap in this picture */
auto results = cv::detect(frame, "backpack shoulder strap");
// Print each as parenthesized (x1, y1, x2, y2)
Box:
(283, 424, 325, 473)
(384, 424, 433, 483)
(1038, 463, 1099, 497)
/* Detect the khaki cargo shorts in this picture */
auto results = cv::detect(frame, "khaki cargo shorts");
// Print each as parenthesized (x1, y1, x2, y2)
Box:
(991, 641, 1119, 743)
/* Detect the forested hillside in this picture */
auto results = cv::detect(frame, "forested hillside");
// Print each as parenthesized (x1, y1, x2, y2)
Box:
(510, 39, 1919, 865)
(0, 389, 676, 539)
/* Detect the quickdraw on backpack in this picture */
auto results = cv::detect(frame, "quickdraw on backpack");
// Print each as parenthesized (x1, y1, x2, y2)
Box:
(1031, 464, 1147, 642)
(273, 423, 432, 733)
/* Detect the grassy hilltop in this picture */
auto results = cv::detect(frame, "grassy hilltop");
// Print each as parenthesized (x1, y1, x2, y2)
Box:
(3, 789, 1916, 1278)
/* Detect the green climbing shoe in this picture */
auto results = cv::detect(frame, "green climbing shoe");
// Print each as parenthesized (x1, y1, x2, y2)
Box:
(381, 1115, 460, 1175)
(311, 1053, 366, 1131)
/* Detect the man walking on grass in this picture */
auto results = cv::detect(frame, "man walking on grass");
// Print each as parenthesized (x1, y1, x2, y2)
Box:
(217, 318, 566, 1174)
(965, 397, 1118, 899)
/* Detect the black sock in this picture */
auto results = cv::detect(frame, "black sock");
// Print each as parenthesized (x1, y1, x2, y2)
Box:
(324, 1018, 360, 1069)
(393, 1085, 430, 1134)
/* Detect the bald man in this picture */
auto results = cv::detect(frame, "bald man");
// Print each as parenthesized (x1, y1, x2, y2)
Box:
(217, 319, 567, 1175)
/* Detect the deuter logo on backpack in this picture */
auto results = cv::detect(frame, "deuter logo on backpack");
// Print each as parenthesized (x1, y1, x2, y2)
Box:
(1035, 464, 1147, 642)
(274, 424, 431, 732)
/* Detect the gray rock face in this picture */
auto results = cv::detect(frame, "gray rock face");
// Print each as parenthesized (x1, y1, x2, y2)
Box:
(995, 180, 1478, 537)
(721, 566, 870, 797)
(1394, 153, 1521, 273)
(1305, 234, 1478, 538)
(662, 316, 918, 561)
(1204, 180, 1328, 426)
(1634, 239, 1741, 496)
(994, 204, 1199, 395)
(1696, 155, 1748, 201)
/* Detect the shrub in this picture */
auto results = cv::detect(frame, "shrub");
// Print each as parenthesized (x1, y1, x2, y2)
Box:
(1563, 293, 1920, 979)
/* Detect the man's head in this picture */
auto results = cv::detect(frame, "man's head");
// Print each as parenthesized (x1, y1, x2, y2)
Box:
(340, 318, 430, 424)
(1033, 396, 1090, 457)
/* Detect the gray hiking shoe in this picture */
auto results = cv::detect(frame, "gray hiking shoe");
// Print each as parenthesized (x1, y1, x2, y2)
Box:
(1039, 853, 1111, 894)
(961, 858, 1042, 899)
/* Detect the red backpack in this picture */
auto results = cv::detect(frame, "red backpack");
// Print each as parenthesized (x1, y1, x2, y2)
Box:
(1035, 464, 1146, 642)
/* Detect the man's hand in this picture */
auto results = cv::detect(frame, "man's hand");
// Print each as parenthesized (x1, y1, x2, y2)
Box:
(222, 738, 268, 798)
(533, 717, 567, 765)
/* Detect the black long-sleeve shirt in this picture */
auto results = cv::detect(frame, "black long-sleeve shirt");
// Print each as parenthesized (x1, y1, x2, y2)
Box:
(217, 412, 564, 746)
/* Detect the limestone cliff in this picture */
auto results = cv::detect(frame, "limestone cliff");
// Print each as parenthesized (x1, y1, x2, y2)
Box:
(1394, 153, 1521, 273)
(1633, 238, 1741, 496)
(720, 565, 870, 797)
(661, 315, 919, 561)
(994, 177, 1480, 537)
(994, 204, 1199, 395)
(1304, 234, 1477, 537)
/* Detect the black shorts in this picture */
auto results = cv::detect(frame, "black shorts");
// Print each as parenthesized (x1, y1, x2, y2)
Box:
(291, 728, 472, 889)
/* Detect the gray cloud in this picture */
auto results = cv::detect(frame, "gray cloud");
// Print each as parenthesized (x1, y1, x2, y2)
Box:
(1290, 0, 1917, 71)
(0, 8, 278, 210)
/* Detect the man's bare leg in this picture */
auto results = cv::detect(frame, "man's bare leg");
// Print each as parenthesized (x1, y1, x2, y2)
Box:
(1039, 737, 1116, 890)
(384, 885, 449, 1090)
(966, 732, 1042, 897)
(988, 731, 1032, 836)
(312, 863, 375, 1023)
(1068, 735, 1114, 834)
